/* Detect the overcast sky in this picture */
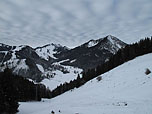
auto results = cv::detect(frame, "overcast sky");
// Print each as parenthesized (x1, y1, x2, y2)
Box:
(0, 0, 152, 47)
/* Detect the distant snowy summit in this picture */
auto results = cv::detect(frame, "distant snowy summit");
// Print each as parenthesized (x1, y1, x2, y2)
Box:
(57, 35, 127, 69)
(0, 35, 127, 83)
(35, 43, 69, 60)
(84, 35, 126, 54)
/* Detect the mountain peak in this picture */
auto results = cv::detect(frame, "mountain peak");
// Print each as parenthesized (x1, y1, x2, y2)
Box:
(99, 35, 117, 42)
(84, 35, 126, 49)
(105, 35, 120, 42)
(35, 43, 69, 61)
(106, 35, 114, 38)
(95, 35, 127, 54)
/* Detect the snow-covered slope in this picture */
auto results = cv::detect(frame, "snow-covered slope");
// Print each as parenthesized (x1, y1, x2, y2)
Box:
(0, 45, 29, 72)
(41, 64, 82, 90)
(87, 39, 99, 48)
(35, 43, 69, 60)
(19, 53, 152, 114)
(35, 44, 57, 60)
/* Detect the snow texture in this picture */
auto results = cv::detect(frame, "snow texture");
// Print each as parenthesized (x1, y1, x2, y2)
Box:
(36, 64, 44, 73)
(35, 44, 57, 60)
(70, 59, 76, 63)
(87, 40, 98, 48)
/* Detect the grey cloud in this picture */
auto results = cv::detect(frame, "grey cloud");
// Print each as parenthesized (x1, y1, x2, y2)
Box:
(0, 0, 152, 48)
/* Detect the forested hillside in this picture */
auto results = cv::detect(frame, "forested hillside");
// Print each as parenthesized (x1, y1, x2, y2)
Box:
(0, 68, 51, 114)
(50, 37, 152, 98)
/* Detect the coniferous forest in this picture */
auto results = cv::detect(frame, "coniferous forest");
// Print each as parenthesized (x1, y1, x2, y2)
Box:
(0, 37, 152, 113)
(0, 68, 51, 114)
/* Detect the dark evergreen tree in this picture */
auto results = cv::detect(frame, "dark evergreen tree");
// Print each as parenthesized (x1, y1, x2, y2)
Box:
(0, 68, 19, 113)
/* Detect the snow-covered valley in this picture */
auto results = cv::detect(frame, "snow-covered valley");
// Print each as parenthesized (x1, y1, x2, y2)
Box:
(18, 53, 152, 114)
(41, 65, 82, 90)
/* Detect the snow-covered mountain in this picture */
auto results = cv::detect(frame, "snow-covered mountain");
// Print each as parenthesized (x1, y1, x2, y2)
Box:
(0, 42, 82, 90)
(0, 35, 126, 89)
(19, 53, 152, 114)
(84, 35, 126, 53)
(35, 43, 69, 61)
(56, 35, 127, 69)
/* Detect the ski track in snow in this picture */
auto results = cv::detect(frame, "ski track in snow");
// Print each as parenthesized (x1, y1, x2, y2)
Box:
(18, 53, 152, 114)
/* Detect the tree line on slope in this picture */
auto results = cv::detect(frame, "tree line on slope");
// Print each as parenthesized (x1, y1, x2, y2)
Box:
(50, 37, 152, 98)
(0, 68, 51, 114)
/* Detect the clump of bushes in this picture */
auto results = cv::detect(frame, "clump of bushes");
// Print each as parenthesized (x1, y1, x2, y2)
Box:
(96, 76, 102, 81)
(145, 68, 151, 75)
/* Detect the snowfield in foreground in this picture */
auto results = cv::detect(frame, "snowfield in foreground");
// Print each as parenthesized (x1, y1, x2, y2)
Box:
(18, 53, 152, 114)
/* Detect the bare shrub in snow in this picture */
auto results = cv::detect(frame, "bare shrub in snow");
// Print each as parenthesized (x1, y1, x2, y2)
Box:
(145, 68, 151, 75)
(96, 76, 102, 81)
(51, 110, 55, 114)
